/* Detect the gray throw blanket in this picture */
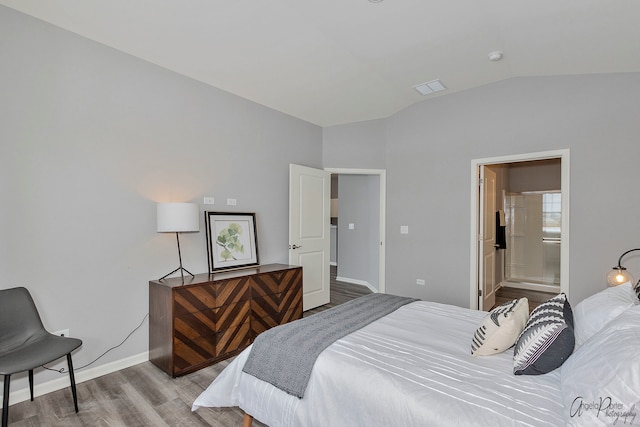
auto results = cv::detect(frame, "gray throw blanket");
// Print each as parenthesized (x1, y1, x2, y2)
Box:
(242, 293, 418, 398)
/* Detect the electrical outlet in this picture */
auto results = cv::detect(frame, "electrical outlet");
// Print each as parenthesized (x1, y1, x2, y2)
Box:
(53, 329, 70, 337)
(227, 198, 237, 206)
(203, 196, 215, 205)
(416, 279, 426, 286)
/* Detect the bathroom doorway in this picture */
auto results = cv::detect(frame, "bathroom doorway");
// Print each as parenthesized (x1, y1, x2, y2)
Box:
(470, 150, 569, 311)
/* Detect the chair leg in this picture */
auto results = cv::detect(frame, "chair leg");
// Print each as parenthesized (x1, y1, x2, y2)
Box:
(2, 374, 10, 427)
(28, 370, 34, 401)
(66, 353, 79, 413)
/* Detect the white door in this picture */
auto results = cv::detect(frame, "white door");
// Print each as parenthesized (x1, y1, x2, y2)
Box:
(478, 165, 497, 311)
(289, 164, 330, 310)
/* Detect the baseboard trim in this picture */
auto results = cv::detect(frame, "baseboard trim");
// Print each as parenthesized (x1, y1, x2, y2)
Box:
(3, 351, 149, 406)
(502, 281, 560, 293)
(335, 276, 378, 293)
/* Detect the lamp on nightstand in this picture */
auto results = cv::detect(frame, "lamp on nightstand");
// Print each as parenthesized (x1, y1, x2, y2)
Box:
(606, 248, 640, 287)
(157, 202, 199, 282)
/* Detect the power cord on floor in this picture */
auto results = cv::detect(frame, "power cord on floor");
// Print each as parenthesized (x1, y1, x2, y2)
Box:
(42, 312, 149, 374)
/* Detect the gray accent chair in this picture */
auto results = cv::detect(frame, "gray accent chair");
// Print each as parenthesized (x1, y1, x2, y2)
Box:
(0, 287, 82, 427)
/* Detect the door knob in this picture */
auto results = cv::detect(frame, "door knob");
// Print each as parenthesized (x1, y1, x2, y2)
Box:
(290, 244, 302, 249)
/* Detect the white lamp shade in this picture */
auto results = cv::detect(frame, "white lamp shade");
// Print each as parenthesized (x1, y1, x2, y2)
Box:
(157, 203, 199, 233)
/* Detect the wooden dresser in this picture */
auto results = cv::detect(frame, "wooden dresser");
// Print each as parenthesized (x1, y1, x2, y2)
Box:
(149, 263, 302, 377)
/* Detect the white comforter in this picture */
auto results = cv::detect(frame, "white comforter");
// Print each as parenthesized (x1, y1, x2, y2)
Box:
(192, 301, 565, 426)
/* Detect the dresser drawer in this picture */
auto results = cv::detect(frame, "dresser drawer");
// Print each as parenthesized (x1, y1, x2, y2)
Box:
(173, 278, 250, 315)
(251, 268, 302, 297)
(250, 274, 301, 319)
(251, 300, 302, 336)
(216, 321, 252, 357)
(251, 292, 302, 337)
(173, 321, 251, 375)
(251, 315, 278, 337)
(279, 282, 302, 313)
(173, 333, 217, 375)
(277, 268, 303, 294)
(280, 305, 302, 326)
(175, 300, 250, 339)
(251, 294, 281, 320)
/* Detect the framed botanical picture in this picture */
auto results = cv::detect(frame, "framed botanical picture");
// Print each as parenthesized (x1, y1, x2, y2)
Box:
(205, 212, 259, 272)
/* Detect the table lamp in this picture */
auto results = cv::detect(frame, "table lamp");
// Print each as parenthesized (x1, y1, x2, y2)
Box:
(157, 202, 199, 282)
(606, 248, 640, 287)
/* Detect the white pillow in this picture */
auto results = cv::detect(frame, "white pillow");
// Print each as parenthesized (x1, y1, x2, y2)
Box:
(471, 298, 529, 356)
(573, 283, 638, 347)
(560, 304, 640, 426)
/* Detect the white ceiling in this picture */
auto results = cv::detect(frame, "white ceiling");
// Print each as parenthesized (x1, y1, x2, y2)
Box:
(2, 0, 640, 126)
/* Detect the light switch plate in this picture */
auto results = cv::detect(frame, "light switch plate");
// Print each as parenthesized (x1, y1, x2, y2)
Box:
(349, 223, 355, 230)
(400, 226, 409, 234)
(204, 197, 215, 205)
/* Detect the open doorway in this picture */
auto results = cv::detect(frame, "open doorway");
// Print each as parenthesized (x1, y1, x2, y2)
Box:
(325, 168, 386, 295)
(470, 150, 570, 311)
(289, 166, 386, 311)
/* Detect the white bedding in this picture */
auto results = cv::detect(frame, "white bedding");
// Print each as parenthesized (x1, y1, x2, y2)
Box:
(193, 301, 566, 426)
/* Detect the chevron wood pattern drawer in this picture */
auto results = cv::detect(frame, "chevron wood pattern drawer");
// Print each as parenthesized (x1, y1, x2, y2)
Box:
(250, 267, 301, 297)
(173, 279, 251, 316)
(149, 264, 302, 377)
(175, 300, 250, 339)
(173, 322, 252, 375)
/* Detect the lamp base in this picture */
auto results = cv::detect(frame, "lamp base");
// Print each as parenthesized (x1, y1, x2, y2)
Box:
(159, 266, 195, 282)
(159, 232, 195, 283)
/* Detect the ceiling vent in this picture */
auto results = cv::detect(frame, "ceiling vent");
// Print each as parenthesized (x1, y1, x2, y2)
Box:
(413, 79, 447, 96)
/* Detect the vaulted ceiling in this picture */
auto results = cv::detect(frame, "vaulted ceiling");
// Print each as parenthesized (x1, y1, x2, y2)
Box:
(2, 0, 639, 126)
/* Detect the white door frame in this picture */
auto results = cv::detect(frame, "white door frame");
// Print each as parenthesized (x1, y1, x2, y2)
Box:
(479, 165, 497, 311)
(325, 168, 386, 294)
(469, 149, 570, 310)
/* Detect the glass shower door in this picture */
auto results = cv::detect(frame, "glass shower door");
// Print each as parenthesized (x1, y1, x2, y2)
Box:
(504, 192, 561, 286)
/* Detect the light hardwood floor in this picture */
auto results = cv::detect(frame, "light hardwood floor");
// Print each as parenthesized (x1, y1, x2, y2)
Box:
(493, 286, 557, 313)
(7, 277, 555, 426)
(6, 270, 371, 427)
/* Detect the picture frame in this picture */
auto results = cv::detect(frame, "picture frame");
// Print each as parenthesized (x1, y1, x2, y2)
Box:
(205, 211, 259, 272)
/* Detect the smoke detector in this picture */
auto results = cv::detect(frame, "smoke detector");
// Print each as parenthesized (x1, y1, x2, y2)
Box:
(488, 51, 503, 62)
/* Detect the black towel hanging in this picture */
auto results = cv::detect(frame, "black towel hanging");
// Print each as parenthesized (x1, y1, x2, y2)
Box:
(495, 211, 507, 249)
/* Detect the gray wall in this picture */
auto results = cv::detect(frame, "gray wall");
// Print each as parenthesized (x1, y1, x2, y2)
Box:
(508, 159, 562, 193)
(323, 119, 386, 168)
(325, 73, 640, 307)
(0, 5, 321, 391)
(336, 175, 380, 290)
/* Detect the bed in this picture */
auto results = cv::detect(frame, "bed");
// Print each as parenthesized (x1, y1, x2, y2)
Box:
(192, 284, 640, 427)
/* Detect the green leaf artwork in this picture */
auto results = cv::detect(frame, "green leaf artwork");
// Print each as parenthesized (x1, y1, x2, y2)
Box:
(216, 223, 245, 261)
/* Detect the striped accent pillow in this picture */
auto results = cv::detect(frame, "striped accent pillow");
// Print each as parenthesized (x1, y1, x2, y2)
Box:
(513, 293, 575, 375)
(471, 298, 529, 356)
